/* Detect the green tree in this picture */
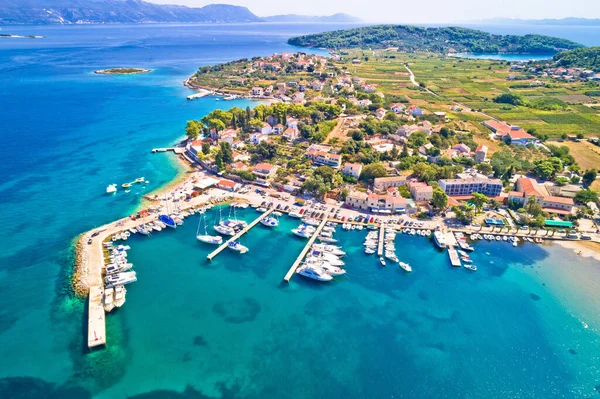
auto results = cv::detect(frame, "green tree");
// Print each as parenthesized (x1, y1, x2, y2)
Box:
(575, 189, 599, 204)
(583, 169, 597, 186)
(214, 151, 224, 171)
(431, 188, 448, 211)
(201, 142, 210, 155)
(470, 192, 488, 213)
(360, 162, 387, 181)
(526, 199, 543, 217)
(554, 176, 569, 186)
(220, 142, 233, 164)
(185, 120, 202, 140)
(476, 163, 493, 175)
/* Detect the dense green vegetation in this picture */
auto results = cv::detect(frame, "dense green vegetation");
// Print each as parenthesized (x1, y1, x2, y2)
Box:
(288, 25, 583, 54)
(551, 47, 600, 71)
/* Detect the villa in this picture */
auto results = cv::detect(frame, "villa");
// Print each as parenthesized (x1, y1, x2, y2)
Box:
(341, 163, 363, 179)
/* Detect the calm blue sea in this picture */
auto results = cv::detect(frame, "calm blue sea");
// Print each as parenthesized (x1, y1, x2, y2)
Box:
(0, 23, 599, 399)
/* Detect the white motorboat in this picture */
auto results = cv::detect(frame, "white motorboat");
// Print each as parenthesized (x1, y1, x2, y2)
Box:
(105, 271, 137, 288)
(314, 263, 346, 276)
(257, 207, 268, 212)
(302, 217, 320, 226)
(296, 266, 333, 281)
(288, 211, 302, 218)
(365, 248, 376, 255)
(260, 216, 279, 227)
(114, 285, 126, 308)
(399, 262, 412, 272)
(136, 225, 150, 235)
(311, 244, 345, 256)
(379, 257, 386, 266)
(103, 287, 115, 312)
(128, 228, 137, 234)
(214, 224, 235, 236)
(433, 231, 447, 249)
(105, 262, 133, 275)
(319, 236, 338, 243)
(228, 241, 248, 254)
(464, 264, 477, 271)
(292, 224, 315, 238)
(106, 184, 117, 194)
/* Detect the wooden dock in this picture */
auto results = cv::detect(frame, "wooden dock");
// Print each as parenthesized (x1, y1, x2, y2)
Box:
(284, 217, 329, 282)
(206, 208, 274, 260)
(88, 285, 106, 348)
(377, 224, 385, 256)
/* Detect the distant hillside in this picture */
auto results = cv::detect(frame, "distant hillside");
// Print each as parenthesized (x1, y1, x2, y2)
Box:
(288, 25, 584, 54)
(263, 13, 361, 23)
(481, 17, 600, 26)
(0, 0, 262, 24)
(550, 47, 600, 71)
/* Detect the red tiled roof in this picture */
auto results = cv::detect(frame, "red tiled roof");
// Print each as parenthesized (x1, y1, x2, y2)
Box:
(508, 129, 535, 140)
(484, 120, 511, 135)
(254, 162, 274, 171)
(543, 196, 574, 205)
(518, 178, 545, 197)
(218, 179, 237, 188)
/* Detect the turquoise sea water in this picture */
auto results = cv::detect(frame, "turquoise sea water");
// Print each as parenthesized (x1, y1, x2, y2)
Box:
(1, 23, 600, 398)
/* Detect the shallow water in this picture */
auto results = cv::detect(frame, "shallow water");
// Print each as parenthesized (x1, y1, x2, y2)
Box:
(1, 23, 600, 399)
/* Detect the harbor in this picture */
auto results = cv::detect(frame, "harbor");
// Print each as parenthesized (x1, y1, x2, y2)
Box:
(77, 182, 599, 350)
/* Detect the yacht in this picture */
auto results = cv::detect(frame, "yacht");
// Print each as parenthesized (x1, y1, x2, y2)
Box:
(399, 262, 412, 272)
(214, 224, 236, 236)
(128, 228, 137, 234)
(296, 266, 333, 281)
(433, 231, 447, 249)
(228, 241, 248, 254)
(106, 184, 117, 194)
(313, 262, 346, 276)
(114, 285, 126, 308)
(136, 225, 150, 235)
(365, 248, 376, 255)
(318, 236, 338, 243)
(260, 216, 279, 227)
(292, 225, 315, 238)
(105, 262, 133, 275)
(159, 214, 177, 229)
(197, 213, 223, 245)
(105, 271, 137, 288)
(288, 211, 302, 218)
(103, 288, 115, 312)
(302, 217, 320, 226)
(311, 244, 345, 256)
(464, 264, 477, 272)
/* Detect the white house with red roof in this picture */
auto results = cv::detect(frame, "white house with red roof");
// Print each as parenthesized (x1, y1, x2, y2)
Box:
(250, 133, 268, 145)
(390, 103, 406, 113)
(407, 105, 423, 116)
(283, 127, 298, 142)
(506, 127, 535, 146)
(474, 144, 488, 163)
(286, 117, 298, 129)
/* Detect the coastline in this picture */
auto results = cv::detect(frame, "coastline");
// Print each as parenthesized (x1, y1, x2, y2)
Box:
(184, 77, 281, 103)
(95, 68, 151, 75)
(555, 239, 600, 262)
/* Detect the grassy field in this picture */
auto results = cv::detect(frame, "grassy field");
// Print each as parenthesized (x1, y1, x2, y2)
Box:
(554, 140, 600, 170)
(337, 50, 600, 138)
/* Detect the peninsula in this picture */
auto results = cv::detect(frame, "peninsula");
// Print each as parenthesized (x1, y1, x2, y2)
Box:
(95, 68, 151, 75)
(76, 25, 600, 351)
(287, 24, 583, 54)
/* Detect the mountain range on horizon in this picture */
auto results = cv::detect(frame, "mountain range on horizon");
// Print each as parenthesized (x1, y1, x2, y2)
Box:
(466, 17, 600, 26)
(0, 0, 362, 25)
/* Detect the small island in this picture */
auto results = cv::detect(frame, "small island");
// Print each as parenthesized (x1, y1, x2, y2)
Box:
(94, 68, 151, 75)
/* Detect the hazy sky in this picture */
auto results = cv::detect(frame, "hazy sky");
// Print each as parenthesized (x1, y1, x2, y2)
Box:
(148, 0, 600, 23)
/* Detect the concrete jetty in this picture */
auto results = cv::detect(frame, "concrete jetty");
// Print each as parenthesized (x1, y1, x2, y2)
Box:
(284, 217, 329, 282)
(206, 208, 274, 261)
(88, 285, 106, 348)
(377, 224, 385, 256)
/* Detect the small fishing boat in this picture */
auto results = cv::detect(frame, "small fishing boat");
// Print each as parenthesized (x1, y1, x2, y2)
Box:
(379, 257, 386, 267)
(122, 183, 131, 188)
(106, 184, 117, 194)
(114, 285, 126, 308)
(135, 177, 145, 183)
(399, 262, 412, 272)
(228, 241, 248, 254)
(103, 288, 115, 312)
(464, 264, 477, 272)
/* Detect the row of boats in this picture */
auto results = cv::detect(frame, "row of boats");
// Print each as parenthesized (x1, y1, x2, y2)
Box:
(102, 243, 137, 312)
(363, 228, 412, 272)
(296, 223, 347, 281)
(470, 233, 542, 246)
